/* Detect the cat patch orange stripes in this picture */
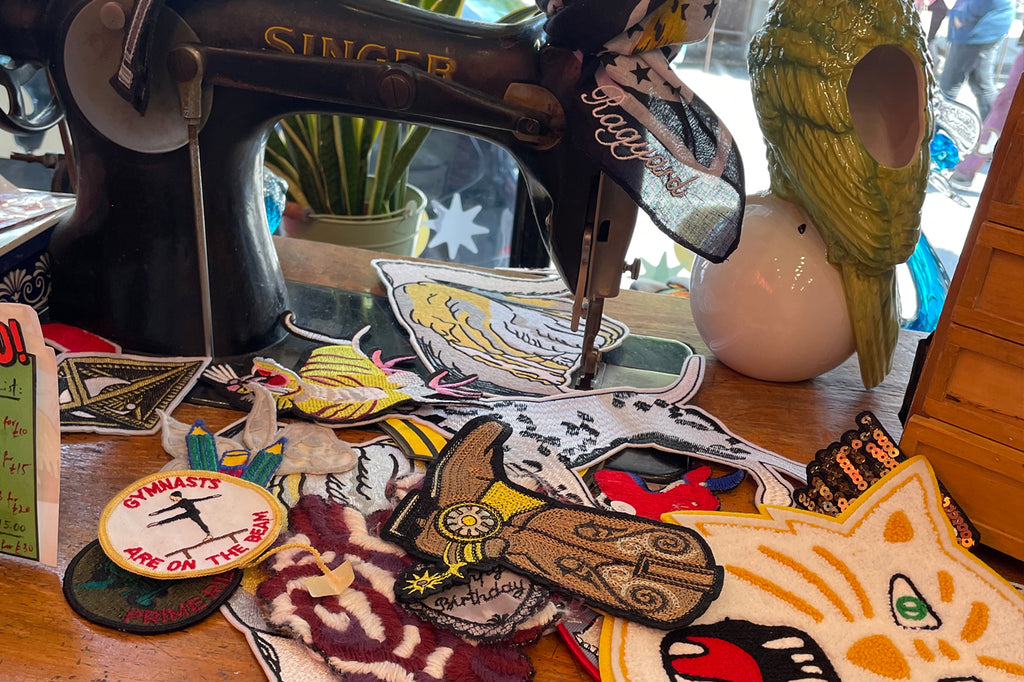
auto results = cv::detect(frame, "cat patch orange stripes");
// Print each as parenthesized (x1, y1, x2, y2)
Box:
(912, 638, 934, 661)
(938, 639, 960, 660)
(883, 510, 915, 543)
(725, 564, 825, 622)
(938, 569, 955, 602)
(846, 634, 910, 679)
(758, 545, 855, 621)
(660, 457, 1024, 682)
(813, 545, 874, 618)
(961, 601, 989, 642)
(978, 655, 1024, 676)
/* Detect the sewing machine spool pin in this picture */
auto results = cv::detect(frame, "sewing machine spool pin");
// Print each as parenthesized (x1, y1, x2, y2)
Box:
(170, 44, 215, 358)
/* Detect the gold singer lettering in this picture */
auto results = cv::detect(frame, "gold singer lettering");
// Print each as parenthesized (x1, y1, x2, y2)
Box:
(264, 25, 456, 78)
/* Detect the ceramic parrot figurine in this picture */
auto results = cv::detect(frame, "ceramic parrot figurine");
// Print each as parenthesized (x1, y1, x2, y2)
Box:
(747, 0, 934, 388)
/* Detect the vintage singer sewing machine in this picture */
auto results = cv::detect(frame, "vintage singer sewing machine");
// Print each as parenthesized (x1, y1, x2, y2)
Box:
(0, 0, 727, 384)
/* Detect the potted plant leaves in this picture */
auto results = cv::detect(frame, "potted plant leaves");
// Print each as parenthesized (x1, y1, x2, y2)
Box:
(263, 0, 470, 255)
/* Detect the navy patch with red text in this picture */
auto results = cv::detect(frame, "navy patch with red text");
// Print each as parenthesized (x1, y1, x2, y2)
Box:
(63, 539, 241, 634)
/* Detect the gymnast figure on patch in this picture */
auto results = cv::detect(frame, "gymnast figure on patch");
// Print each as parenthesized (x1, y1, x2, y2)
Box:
(146, 491, 222, 541)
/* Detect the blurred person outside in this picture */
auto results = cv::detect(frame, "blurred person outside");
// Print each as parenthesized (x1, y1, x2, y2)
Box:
(951, 45, 1024, 187)
(920, 0, 950, 59)
(939, 0, 1016, 122)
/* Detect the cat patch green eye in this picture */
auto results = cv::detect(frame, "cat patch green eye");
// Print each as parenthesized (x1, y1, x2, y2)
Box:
(894, 596, 928, 620)
(889, 575, 941, 630)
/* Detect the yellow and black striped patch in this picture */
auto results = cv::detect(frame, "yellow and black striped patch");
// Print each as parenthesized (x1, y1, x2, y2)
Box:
(381, 419, 449, 461)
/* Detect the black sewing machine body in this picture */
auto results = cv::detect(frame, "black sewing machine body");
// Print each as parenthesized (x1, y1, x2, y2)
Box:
(1, 0, 634, 358)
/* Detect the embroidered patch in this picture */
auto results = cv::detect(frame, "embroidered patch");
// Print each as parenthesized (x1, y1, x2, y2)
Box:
(401, 564, 557, 643)
(380, 416, 448, 460)
(373, 258, 629, 396)
(256, 494, 535, 681)
(63, 539, 240, 634)
(399, 354, 804, 507)
(222, 580, 340, 681)
(221, 440, 425, 681)
(57, 353, 208, 434)
(159, 384, 357, 476)
(624, 457, 1024, 682)
(601, 615, 840, 682)
(558, 604, 604, 681)
(593, 465, 745, 519)
(99, 470, 284, 579)
(793, 411, 980, 550)
(184, 420, 284, 487)
(203, 324, 478, 425)
(384, 416, 723, 629)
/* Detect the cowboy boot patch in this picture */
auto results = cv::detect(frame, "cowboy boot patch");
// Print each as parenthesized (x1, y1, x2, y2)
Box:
(383, 416, 724, 629)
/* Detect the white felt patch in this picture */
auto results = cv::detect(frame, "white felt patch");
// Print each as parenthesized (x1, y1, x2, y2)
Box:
(373, 258, 629, 396)
(601, 457, 1024, 681)
(99, 470, 284, 579)
(402, 355, 803, 507)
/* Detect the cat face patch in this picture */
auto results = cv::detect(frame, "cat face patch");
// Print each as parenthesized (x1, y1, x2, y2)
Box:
(57, 353, 208, 434)
(373, 258, 629, 396)
(63, 539, 240, 634)
(383, 416, 724, 629)
(99, 470, 284, 579)
(642, 457, 1024, 682)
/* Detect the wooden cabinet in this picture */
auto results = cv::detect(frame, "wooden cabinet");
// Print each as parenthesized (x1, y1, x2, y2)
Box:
(901, 86, 1024, 561)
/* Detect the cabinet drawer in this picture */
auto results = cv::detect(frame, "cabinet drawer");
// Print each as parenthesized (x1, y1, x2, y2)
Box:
(921, 324, 1024, 448)
(988, 110, 1024, 226)
(900, 415, 1024, 560)
(952, 221, 1024, 343)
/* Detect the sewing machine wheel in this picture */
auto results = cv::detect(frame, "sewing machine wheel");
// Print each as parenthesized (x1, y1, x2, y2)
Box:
(0, 60, 64, 135)
(62, 0, 212, 153)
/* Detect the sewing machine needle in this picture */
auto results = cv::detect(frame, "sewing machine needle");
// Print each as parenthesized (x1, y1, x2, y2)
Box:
(170, 47, 215, 358)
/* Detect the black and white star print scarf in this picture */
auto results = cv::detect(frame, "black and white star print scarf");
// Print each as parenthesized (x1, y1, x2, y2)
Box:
(538, 0, 744, 262)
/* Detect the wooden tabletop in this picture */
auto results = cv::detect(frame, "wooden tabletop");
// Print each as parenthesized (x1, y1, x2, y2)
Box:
(1, 236, 1019, 681)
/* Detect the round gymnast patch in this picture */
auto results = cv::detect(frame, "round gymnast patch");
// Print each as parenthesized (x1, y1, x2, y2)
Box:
(63, 539, 242, 634)
(98, 470, 284, 579)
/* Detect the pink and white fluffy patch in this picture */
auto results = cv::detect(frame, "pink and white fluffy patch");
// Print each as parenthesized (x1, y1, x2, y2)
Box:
(257, 495, 535, 682)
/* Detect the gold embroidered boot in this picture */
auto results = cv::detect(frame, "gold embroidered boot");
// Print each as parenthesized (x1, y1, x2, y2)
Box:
(384, 416, 723, 629)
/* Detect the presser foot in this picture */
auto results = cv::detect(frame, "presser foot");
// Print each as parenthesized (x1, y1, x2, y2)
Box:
(574, 296, 606, 390)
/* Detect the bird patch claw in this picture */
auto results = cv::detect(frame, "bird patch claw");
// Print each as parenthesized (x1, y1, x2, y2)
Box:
(427, 370, 481, 398)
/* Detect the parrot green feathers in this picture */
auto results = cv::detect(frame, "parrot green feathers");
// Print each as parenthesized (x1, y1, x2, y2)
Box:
(748, 0, 934, 388)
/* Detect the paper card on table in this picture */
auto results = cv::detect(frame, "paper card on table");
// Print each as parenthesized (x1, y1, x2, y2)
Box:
(0, 303, 60, 565)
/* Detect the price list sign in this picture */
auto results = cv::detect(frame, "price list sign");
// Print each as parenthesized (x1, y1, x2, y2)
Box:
(0, 318, 38, 559)
(0, 304, 59, 566)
